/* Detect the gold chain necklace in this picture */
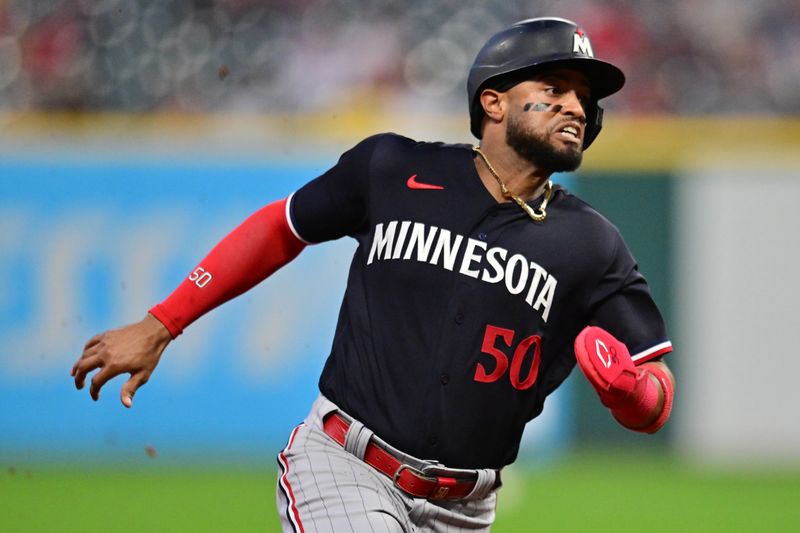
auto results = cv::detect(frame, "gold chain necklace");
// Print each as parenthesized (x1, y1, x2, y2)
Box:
(473, 146, 552, 222)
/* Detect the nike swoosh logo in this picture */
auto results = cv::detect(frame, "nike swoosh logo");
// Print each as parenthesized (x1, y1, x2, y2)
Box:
(407, 174, 444, 190)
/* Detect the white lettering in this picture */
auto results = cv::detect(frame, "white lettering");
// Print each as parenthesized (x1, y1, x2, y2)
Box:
(429, 229, 463, 271)
(392, 221, 412, 259)
(534, 275, 557, 322)
(524, 262, 546, 306)
(367, 221, 397, 264)
(504, 254, 529, 294)
(459, 238, 487, 279)
(189, 267, 213, 288)
(573, 33, 594, 57)
(366, 221, 558, 322)
(403, 223, 439, 262)
(481, 247, 507, 283)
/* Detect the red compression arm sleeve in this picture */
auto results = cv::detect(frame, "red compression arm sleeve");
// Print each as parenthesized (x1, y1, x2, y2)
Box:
(149, 198, 306, 338)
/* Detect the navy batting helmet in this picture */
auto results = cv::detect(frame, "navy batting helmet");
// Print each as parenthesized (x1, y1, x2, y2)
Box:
(467, 17, 625, 148)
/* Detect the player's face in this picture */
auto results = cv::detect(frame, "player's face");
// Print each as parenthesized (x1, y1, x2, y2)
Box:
(504, 69, 591, 173)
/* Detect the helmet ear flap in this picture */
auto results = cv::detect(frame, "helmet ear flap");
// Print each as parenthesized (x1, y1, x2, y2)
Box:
(582, 102, 603, 149)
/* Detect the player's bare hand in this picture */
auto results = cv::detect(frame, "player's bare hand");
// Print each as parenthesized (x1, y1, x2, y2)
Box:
(70, 313, 172, 408)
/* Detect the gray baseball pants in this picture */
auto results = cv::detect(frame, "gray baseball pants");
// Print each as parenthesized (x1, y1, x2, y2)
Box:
(276, 395, 499, 532)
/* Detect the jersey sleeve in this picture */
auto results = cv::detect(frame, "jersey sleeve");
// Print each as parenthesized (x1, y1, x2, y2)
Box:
(587, 231, 672, 365)
(288, 135, 381, 243)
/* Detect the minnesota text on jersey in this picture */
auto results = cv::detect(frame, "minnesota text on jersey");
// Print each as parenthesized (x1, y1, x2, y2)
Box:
(367, 220, 557, 322)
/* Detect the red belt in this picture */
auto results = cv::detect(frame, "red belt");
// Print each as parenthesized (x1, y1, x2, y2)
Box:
(323, 412, 493, 501)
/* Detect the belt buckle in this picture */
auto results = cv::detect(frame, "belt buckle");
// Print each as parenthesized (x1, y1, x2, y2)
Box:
(392, 464, 439, 498)
(392, 464, 474, 501)
(392, 464, 427, 485)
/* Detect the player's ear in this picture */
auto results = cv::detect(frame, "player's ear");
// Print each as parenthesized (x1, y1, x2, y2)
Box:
(479, 88, 506, 125)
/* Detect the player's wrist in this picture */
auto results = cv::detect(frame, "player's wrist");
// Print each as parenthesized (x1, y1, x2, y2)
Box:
(143, 311, 175, 344)
(148, 305, 182, 339)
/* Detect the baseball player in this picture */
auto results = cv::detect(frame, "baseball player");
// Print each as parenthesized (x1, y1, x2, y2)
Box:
(71, 18, 674, 532)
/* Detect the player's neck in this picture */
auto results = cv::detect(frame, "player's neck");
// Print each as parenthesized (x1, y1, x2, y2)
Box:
(473, 142, 551, 204)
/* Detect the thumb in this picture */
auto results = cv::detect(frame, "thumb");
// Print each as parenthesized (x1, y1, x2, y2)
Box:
(120, 371, 149, 408)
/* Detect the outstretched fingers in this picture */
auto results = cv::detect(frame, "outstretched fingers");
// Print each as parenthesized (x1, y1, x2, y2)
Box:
(71, 315, 172, 406)
(72, 354, 103, 389)
(89, 364, 123, 401)
(72, 335, 103, 379)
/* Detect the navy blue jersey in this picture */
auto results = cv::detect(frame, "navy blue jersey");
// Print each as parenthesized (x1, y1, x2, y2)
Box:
(288, 133, 671, 469)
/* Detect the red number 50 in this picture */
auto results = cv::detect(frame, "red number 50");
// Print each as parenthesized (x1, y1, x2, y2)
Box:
(474, 324, 542, 391)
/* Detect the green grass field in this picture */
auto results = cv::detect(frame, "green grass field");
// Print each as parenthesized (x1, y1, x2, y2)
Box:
(2, 452, 798, 532)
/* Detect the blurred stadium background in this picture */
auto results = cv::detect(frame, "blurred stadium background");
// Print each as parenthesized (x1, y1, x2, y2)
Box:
(1, 0, 799, 531)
